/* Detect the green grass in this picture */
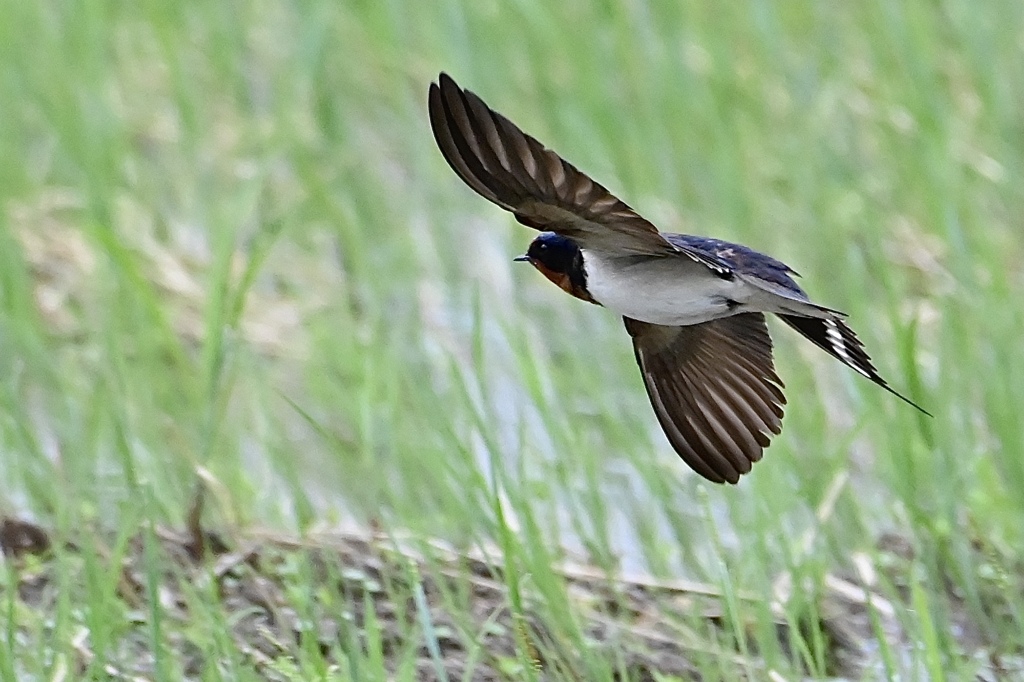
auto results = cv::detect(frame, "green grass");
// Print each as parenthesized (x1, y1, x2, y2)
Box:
(1, 0, 1023, 678)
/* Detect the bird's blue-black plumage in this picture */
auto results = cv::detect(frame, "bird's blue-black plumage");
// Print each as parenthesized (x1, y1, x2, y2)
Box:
(664, 234, 805, 297)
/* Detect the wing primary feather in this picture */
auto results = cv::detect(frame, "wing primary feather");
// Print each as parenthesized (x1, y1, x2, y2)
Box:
(429, 81, 506, 208)
(657, 360, 746, 480)
(647, 365, 737, 482)
(438, 79, 524, 206)
(638, 360, 727, 483)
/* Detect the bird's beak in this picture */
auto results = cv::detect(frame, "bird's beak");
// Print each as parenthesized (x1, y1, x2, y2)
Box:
(513, 254, 531, 263)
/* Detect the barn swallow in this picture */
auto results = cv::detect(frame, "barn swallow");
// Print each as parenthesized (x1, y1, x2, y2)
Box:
(428, 73, 928, 484)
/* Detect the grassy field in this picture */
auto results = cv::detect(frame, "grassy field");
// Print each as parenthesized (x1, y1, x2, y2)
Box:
(1, 0, 1023, 679)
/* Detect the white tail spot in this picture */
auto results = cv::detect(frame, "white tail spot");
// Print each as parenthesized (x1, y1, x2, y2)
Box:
(825, 319, 870, 378)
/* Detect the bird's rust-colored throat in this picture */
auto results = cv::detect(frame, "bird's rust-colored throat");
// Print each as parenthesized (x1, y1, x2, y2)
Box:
(528, 260, 598, 304)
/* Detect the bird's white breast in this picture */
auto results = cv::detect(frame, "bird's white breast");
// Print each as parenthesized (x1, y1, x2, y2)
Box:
(582, 250, 751, 326)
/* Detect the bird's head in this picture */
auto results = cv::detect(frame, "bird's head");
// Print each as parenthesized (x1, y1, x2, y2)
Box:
(514, 232, 596, 304)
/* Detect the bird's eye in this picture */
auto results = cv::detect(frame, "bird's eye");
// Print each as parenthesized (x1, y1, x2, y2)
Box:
(539, 243, 548, 250)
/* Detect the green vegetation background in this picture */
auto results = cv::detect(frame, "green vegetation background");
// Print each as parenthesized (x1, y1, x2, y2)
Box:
(0, 0, 1022, 678)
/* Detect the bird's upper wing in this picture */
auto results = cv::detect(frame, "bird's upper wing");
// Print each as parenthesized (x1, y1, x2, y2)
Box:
(430, 73, 727, 266)
(624, 313, 786, 484)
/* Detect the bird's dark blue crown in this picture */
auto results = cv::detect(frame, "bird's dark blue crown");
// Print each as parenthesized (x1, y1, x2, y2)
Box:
(526, 232, 581, 273)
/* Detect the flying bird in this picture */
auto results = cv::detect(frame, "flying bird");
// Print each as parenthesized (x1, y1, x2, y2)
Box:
(428, 72, 928, 484)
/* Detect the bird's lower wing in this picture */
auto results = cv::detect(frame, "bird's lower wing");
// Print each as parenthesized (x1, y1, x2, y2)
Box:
(624, 313, 786, 484)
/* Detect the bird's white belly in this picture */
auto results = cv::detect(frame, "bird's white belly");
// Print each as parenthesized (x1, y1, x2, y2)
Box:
(583, 250, 751, 326)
